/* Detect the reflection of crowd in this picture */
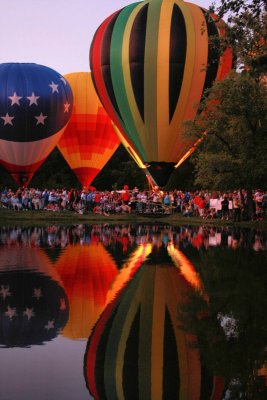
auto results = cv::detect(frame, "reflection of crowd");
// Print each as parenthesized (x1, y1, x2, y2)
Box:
(0, 224, 265, 253)
(0, 186, 266, 221)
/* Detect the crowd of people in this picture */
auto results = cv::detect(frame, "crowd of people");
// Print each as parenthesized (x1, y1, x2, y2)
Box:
(0, 224, 265, 252)
(0, 185, 266, 221)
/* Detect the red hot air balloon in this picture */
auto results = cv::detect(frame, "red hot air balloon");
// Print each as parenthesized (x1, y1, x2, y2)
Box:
(57, 72, 120, 188)
(90, 0, 233, 187)
(0, 63, 73, 186)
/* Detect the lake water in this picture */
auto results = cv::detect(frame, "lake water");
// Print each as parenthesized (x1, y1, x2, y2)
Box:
(0, 223, 266, 400)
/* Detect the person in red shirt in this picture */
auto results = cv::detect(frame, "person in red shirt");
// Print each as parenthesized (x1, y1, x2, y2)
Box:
(122, 186, 130, 205)
(198, 196, 206, 217)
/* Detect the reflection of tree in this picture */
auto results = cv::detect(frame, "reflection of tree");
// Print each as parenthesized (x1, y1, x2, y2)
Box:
(178, 247, 267, 399)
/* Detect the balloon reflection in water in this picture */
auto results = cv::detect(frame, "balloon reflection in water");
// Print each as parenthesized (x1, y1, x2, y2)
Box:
(0, 247, 69, 347)
(84, 242, 224, 399)
(104, 243, 152, 306)
(56, 242, 118, 339)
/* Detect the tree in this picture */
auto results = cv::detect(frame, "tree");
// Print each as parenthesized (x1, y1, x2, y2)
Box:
(186, 71, 266, 186)
(0, 145, 149, 191)
(210, 0, 267, 78)
(213, 0, 266, 17)
(183, 70, 266, 217)
(92, 145, 148, 190)
(30, 147, 79, 189)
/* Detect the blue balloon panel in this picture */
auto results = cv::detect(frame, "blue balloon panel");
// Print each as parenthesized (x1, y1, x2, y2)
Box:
(0, 63, 73, 142)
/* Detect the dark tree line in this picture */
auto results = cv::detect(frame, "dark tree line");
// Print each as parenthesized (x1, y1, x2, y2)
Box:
(0, 144, 197, 191)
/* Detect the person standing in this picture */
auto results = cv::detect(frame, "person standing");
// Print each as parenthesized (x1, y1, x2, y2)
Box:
(221, 195, 229, 220)
(233, 195, 242, 222)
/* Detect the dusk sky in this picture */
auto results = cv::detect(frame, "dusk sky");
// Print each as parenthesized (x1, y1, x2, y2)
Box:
(0, 0, 212, 76)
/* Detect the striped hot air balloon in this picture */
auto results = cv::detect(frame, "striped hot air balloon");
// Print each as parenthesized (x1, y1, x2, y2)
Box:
(90, 0, 233, 186)
(84, 244, 224, 399)
(57, 72, 120, 188)
(0, 63, 73, 186)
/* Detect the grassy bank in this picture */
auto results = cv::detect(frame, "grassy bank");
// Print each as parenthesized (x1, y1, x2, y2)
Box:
(0, 209, 266, 229)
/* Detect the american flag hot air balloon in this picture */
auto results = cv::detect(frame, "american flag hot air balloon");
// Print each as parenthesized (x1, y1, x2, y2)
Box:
(0, 63, 73, 186)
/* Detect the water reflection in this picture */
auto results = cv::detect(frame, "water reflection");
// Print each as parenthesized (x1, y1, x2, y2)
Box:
(0, 224, 265, 254)
(0, 224, 266, 399)
(84, 243, 225, 399)
(177, 244, 267, 399)
(56, 243, 118, 339)
(0, 246, 69, 347)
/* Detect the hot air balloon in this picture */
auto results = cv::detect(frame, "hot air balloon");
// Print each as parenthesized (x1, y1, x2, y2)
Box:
(0, 63, 73, 186)
(84, 243, 224, 399)
(56, 242, 118, 339)
(0, 246, 69, 347)
(90, 0, 233, 186)
(57, 72, 120, 188)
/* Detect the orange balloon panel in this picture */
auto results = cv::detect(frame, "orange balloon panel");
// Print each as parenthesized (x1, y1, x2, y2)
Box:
(56, 243, 118, 339)
(57, 72, 120, 187)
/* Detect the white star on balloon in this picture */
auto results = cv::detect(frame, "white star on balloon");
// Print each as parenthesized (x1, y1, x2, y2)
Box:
(5, 306, 17, 320)
(23, 307, 35, 320)
(45, 320, 55, 330)
(8, 91, 22, 106)
(1, 113, 14, 125)
(64, 102, 71, 113)
(35, 112, 48, 125)
(27, 92, 40, 106)
(33, 287, 43, 299)
(60, 77, 67, 85)
(0, 285, 11, 300)
(49, 81, 59, 93)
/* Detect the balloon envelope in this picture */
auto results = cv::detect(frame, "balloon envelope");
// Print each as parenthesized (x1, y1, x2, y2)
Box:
(90, 0, 233, 186)
(0, 63, 73, 186)
(57, 72, 120, 187)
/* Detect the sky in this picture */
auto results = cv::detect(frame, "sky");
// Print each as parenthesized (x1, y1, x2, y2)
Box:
(0, 0, 212, 76)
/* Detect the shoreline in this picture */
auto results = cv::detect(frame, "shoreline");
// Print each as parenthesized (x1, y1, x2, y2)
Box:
(1, 209, 266, 229)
